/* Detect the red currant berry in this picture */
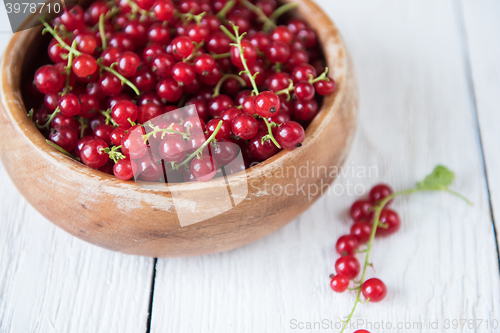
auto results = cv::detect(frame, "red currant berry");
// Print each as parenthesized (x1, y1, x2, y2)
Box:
(171, 36, 194, 60)
(297, 28, 318, 48)
(138, 104, 163, 124)
(208, 95, 233, 117)
(80, 138, 109, 168)
(194, 54, 216, 75)
(51, 113, 76, 129)
(293, 99, 318, 121)
(268, 110, 291, 125)
(73, 54, 97, 79)
(291, 64, 317, 83)
(369, 184, 394, 205)
(350, 220, 373, 243)
(171, 62, 196, 85)
(110, 127, 127, 146)
(34, 65, 64, 94)
(75, 136, 93, 159)
(336, 235, 359, 256)
(335, 255, 360, 280)
(232, 114, 258, 140)
(186, 23, 209, 44)
(108, 33, 135, 52)
(117, 51, 141, 77)
(265, 40, 290, 64)
(211, 139, 239, 166)
(152, 0, 174, 21)
(148, 23, 171, 45)
(111, 100, 138, 126)
(361, 278, 387, 302)
(113, 159, 135, 180)
(142, 43, 164, 63)
(76, 34, 97, 54)
(44, 93, 60, 111)
(254, 91, 280, 117)
(93, 123, 114, 146)
(271, 25, 293, 44)
(48, 37, 69, 63)
(220, 107, 243, 124)
(151, 54, 175, 78)
(249, 31, 271, 53)
(101, 47, 121, 66)
(121, 125, 148, 159)
(330, 274, 349, 293)
(206, 119, 230, 140)
(294, 82, 315, 101)
(156, 78, 183, 102)
(287, 49, 310, 69)
(249, 132, 280, 161)
(287, 18, 308, 35)
(135, 153, 164, 182)
(230, 40, 257, 68)
(377, 209, 401, 236)
(191, 155, 218, 182)
(59, 93, 81, 117)
(350, 200, 373, 221)
(274, 121, 305, 149)
(354, 331, 371, 333)
(85, 1, 110, 25)
(159, 136, 187, 162)
(99, 72, 122, 96)
(241, 95, 255, 115)
(131, 68, 157, 92)
(59, 5, 85, 31)
(49, 125, 78, 152)
(78, 94, 99, 118)
(183, 116, 205, 133)
(207, 31, 231, 54)
(315, 77, 337, 96)
(123, 20, 148, 44)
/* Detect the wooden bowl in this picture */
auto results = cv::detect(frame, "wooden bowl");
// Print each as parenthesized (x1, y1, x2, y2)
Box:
(0, 0, 358, 257)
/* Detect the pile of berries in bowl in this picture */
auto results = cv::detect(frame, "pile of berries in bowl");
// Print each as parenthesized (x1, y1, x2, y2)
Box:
(29, 0, 337, 183)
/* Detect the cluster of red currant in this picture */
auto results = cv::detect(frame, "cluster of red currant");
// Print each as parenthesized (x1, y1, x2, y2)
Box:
(29, 0, 336, 182)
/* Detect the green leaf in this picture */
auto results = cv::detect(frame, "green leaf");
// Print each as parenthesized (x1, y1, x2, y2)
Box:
(417, 165, 455, 189)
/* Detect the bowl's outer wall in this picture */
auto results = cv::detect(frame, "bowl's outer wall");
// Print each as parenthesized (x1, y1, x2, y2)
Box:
(0, 0, 359, 257)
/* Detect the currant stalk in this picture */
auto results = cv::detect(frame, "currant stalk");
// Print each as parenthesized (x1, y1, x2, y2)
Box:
(213, 74, 247, 97)
(45, 139, 80, 161)
(41, 20, 140, 95)
(100, 109, 119, 127)
(123, 0, 150, 18)
(172, 120, 223, 170)
(310, 67, 331, 84)
(216, 0, 235, 22)
(275, 80, 294, 101)
(98, 13, 107, 49)
(240, 0, 276, 30)
(143, 122, 190, 142)
(268, 3, 299, 24)
(99, 145, 126, 163)
(176, 11, 206, 25)
(338, 166, 471, 333)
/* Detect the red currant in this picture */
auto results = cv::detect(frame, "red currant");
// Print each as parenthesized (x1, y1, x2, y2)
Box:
(254, 91, 280, 117)
(377, 209, 401, 236)
(335, 255, 360, 280)
(294, 82, 315, 101)
(232, 114, 258, 140)
(117, 51, 141, 77)
(265, 41, 290, 64)
(274, 121, 305, 149)
(369, 184, 394, 205)
(159, 136, 187, 162)
(152, 0, 174, 21)
(206, 119, 231, 140)
(151, 54, 175, 78)
(315, 77, 337, 96)
(171, 62, 196, 85)
(171, 36, 194, 60)
(336, 235, 359, 256)
(34, 65, 64, 94)
(293, 99, 318, 121)
(157, 78, 183, 102)
(194, 54, 216, 75)
(49, 125, 78, 152)
(190, 155, 218, 182)
(111, 100, 138, 126)
(361, 278, 387, 302)
(330, 274, 349, 293)
(230, 40, 257, 68)
(59, 93, 81, 117)
(350, 200, 373, 221)
(350, 220, 373, 243)
(113, 159, 135, 180)
(59, 5, 85, 31)
(249, 132, 280, 161)
(208, 95, 233, 117)
(73, 54, 98, 79)
(80, 138, 109, 168)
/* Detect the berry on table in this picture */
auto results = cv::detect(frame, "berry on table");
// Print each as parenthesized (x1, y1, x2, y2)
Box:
(335, 235, 359, 256)
(361, 278, 387, 302)
(376, 208, 401, 236)
(350, 199, 373, 221)
(330, 274, 349, 293)
(369, 183, 394, 205)
(335, 255, 360, 280)
(350, 220, 372, 243)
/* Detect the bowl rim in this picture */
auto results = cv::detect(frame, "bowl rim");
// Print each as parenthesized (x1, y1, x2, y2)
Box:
(0, 0, 349, 192)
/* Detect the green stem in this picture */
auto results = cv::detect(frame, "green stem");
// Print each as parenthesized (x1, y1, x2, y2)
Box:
(99, 13, 107, 49)
(46, 139, 80, 161)
(261, 117, 281, 149)
(240, 0, 276, 30)
(339, 185, 470, 333)
(41, 19, 140, 95)
(37, 107, 60, 129)
(268, 3, 299, 22)
(213, 74, 247, 97)
(216, 0, 235, 22)
(100, 145, 126, 163)
(228, 23, 260, 95)
(177, 11, 206, 25)
(76, 117, 88, 138)
(173, 120, 223, 170)
(310, 67, 330, 85)
(219, 25, 237, 42)
(211, 52, 231, 59)
(275, 79, 294, 101)
(62, 40, 77, 95)
(143, 123, 190, 142)
(124, 0, 149, 17)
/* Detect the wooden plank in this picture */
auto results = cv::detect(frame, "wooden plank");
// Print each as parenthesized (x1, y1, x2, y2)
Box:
(0, 166, 154, 332)
(460, 0, 500, 253)
(150, 0, 500, 332)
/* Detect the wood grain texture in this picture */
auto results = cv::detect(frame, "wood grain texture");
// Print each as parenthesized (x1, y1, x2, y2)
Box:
(0, 0, 358, 257)
(460, 0, 500, 255)
(0, 163, 155, 333)
(150, 0, 500, 332)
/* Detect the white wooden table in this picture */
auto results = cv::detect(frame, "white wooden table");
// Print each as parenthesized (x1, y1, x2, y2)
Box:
(1, 1, 500, 332)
